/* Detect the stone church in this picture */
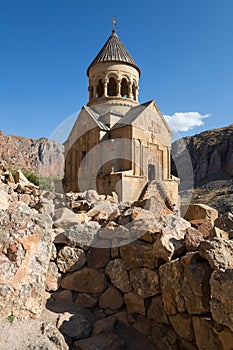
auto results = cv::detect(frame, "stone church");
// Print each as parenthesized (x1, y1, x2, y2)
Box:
(63, 29, 179, 206)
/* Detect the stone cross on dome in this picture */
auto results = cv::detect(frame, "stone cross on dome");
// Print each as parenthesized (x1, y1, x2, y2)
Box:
(112, 17, 118, 31)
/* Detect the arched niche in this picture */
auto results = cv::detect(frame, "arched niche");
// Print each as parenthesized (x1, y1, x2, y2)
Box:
(108, 77, 117, 96)
(121, 78, 129, 98)
(97, 79, 104, 98)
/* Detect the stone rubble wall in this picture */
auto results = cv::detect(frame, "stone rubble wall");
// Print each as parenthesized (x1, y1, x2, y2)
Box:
(0, 161, 233, 349)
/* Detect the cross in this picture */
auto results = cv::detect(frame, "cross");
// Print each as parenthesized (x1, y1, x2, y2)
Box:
(112, 17, 118, 31)
(149, 121, 161, 142)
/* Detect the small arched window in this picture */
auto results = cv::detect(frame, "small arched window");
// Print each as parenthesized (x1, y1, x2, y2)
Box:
(121, 78, 128, 98)
(97, 79, 104, 98)
(107, 77, 117, 96)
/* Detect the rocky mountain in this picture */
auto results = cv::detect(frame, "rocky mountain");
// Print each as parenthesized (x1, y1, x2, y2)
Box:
(0, 130, 64, 177)
(172, 124, 233, 186)
(172, 124, 233, 214)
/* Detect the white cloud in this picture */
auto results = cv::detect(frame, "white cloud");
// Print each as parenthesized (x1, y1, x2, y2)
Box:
(164, 112, 210, 132)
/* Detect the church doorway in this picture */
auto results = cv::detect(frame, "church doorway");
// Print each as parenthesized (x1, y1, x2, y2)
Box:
(148, 164, 156, 180)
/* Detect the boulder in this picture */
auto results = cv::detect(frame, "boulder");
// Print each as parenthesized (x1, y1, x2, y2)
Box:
(169, 313, 194, 341)
(133, 315, 152, 335)
(61, 268, 106, 293)
(53, 207, 86, 228)
(153, 215, 190, 261)
(0, 208, 52, 317)
(185, 227, 205, 251)
(84, 190, 101, 202)
(98, 222, 131, 240)
(159, 259, 186, 315)
(189, 219, 214, 238)
(57, 246, 86, 273)
(57, 311, 92, 340)
(182, 262, 212, 314)
(210, 269, 233, 331)
(192, 317, 224, 350)
(92, 316, 116, 335)
(215, 212, 233, 238)
(147, 296, 169, 324)
(120, 241, 156, 270)
(99, 286, 124, 310)
(86, 247, 110, 268)
(105, 259, 131, 293)
(129, 268, 160, 298)
(124, 292, 145, 315)
(199, 238, 233, 270)
(75, 293, 98, 308)
(87, 201, 114, 218)
(184, 204, 218, 225)
(64, 221, 101, 247)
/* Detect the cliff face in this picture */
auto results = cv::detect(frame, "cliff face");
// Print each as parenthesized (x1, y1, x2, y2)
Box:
(0, 131, 64, 177)
(172, 124, 233, 187)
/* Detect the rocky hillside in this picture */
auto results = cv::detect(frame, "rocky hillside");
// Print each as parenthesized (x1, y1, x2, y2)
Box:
(0, 130, 64, 177)
(172, 124, 233, 186)
(172, 124, 233, 214)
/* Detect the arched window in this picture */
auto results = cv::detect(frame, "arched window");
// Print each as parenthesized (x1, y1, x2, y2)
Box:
(97, 79, 104, 98)
(121, 78, 128, 98)
(132, 82, 137, 101)
(107, 77, 117, 96)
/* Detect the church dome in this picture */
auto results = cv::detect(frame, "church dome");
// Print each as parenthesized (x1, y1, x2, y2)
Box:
(87, 29, 140, 107)
(87, 30, 140, 76)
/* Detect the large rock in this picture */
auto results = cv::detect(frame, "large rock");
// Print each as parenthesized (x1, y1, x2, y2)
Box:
(147, 296, 169, 324)
(57, 311, 92, 340)
(153, 215, 191, 261)
(53, 207, 87, 228)
(129, 268, 160, 298)
(215, 212, 233, 238)
(127, 209, 160, 241)
(159, 259, 186, 315)
(99, 286, 123, 310)
(0, 207, 52, 317)
(210, 269, 233, 331)
(124, 292, 145, 315)
(120, 241, 156, 270)
(184, 203, 218, 224)
(192, 317, 224, 350)
(73, 332, 124, 350)
(63, 221, 101, 247)
(57, 246, 86, 273)
(199, 238, 233, 270)
(185, 227, 205, 251)
(92, 316, 116, 335)
(86, 247, 110, 268)
(182, 262, 212, 314)
(105, 259, 131, 293)
(61, 268, 106, 293)
(169, 313, 194, 341)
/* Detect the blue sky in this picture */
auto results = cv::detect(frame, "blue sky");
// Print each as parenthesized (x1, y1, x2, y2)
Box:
(0, 0, 232, 141)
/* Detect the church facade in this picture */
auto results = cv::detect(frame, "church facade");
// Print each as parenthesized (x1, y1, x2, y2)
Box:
(63, 29, 179, 207)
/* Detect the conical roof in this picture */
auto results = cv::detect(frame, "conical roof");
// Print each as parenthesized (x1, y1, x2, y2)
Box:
(87, 30, 140, 76)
